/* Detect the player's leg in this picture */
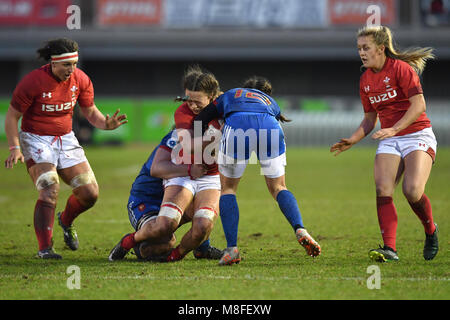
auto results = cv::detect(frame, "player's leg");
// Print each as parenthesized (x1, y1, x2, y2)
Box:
(109, 185, 193, 261)
(28, 162, 62, 259)
(20, 132, 62, 258)
(57, 161, 98, 250)
(264, 171, 321, 257)
(369, 153, 403, 262)
(402, 150, 438, 260)
(167, 188, 220, 262)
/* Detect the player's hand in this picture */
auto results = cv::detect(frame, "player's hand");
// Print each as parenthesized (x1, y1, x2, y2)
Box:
(105, 109, 128, 130)
(371, 128, 397, 140)
(4, 149, 24, 169)
(189, 164, 208, 179)
(330, 138, 354, 156)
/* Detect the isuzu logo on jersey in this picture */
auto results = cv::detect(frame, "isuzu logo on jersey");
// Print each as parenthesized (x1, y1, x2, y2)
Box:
(41, 101, 75, 112)
(369, 90, 397, 104)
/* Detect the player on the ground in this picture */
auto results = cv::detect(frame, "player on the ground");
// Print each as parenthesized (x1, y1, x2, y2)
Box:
(108, 128, 223, 261)
(109, 65, 223, 262)
(4, 38, 127, 259)
(194, 76, 321, 266)
(330, 26, 438, 262)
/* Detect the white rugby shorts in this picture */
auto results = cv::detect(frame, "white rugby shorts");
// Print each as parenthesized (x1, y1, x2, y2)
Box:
(376, 127, 437, 162)
(163, 174, 221, 195)
(20, 131, 88, 169)
(218, 151, 286, 179)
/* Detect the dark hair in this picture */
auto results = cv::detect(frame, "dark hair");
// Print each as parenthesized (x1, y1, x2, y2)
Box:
(181, 65, 221, 101)
(242, 76, 272, 95)
(242, 76, 291, 123)
(37, 38, 79, 61)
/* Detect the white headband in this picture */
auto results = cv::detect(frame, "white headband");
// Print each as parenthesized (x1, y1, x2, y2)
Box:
(51, 52, 78, 62)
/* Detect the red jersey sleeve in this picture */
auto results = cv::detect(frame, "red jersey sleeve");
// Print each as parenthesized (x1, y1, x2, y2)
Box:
(396, 61, 423, 98)
(174, 103, 194, 129)
(10, 72, 39, 113)
(76, 68, 94, 108)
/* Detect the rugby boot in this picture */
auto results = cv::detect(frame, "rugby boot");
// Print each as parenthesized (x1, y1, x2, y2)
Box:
(218, 246, 241, 266)
(193, 245, 224, 260)
(36, 247, 62, 260)
(57, 212, 79, 251)
(423, 223, 439, 261)
(369, 245, 399, 262)
(108, 234, 131, 261)
(296, 228, 321, 257)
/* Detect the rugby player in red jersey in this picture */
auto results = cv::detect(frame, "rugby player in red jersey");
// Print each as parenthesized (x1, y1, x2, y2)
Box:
(331, 26, 439, 262)
(4, 38, 127, 259)
(112, 65, 223, 262)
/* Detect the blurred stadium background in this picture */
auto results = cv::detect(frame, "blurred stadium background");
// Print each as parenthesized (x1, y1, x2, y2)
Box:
(0, 0, 449, 147)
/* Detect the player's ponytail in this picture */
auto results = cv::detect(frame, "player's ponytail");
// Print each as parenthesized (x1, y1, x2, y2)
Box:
(243, 76, 273, 96)
(242, 76, 291, 123)
(37, 38, 79, 61)
(357, 26, 434, 75)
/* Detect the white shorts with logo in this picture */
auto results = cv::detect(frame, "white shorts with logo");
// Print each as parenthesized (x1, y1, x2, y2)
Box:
(376, 127, 437, 162)
(20, 131, 88, 169)
(163, 174, 221, 195)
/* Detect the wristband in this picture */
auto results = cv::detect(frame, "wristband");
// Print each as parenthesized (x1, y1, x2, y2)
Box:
(9, 146, 20, 151)
(187, 164, 194, 180)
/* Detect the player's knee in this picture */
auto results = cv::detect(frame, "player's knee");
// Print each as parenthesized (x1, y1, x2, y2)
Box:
(375, 184, 394, 197)
(38, 183, 59, 205)
(70, 171, 97, 190)
(36, 171, 59, 204)
(75, 184, 99, 208)
(268, 185, 287, 200)
(402, 182, 424, 203)
(192, 208, 216, 241)
(158, 202, 183, 225)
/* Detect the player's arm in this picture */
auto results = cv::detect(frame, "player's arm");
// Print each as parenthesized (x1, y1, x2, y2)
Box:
(194, 102, 220, 133)
(80, 104, 127, 130)
(150, 147, 206, 179)
(330, 111, 378, 156)
(4, 105, 24, 168)
(372, 94, 426, 140)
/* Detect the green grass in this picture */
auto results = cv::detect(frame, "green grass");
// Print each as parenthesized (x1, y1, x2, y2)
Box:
(0, 144, 448, 300)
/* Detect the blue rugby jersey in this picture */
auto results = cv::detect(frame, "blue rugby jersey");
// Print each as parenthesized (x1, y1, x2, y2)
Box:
(214, 88, 281, 119)
(129, 130, 177, 209)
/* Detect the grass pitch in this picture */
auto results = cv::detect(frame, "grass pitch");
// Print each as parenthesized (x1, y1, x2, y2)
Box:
(0, 144, 448, 300)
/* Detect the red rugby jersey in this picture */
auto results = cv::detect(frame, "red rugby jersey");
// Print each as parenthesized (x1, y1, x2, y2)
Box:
(11, 64, 94, 136)
(174, 102, 220, 175)
(359, 57, 431, 136)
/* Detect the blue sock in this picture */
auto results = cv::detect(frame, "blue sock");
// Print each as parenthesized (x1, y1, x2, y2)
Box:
(196, 239, 210, 252)
(276, 190, 304, 231)
(219, 194, 239, 247)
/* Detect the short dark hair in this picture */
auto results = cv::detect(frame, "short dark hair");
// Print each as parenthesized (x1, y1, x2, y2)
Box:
(37, 38, 79, 61)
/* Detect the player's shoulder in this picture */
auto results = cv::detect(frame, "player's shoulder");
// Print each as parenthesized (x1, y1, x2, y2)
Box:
(160, 129, 178, 150)
(174, 102, 192, 117)
(15, 64, 51, 93)
(73, 67, 92, 84)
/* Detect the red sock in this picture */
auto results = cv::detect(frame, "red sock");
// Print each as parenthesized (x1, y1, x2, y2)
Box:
(60, 194, 88, 227)
(408, 194, 436, 235)
(167, 246, 185, 262)
(34, 200, 56, 251)
(121, 232, 137, 250)
(376, 196, 398, 251)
